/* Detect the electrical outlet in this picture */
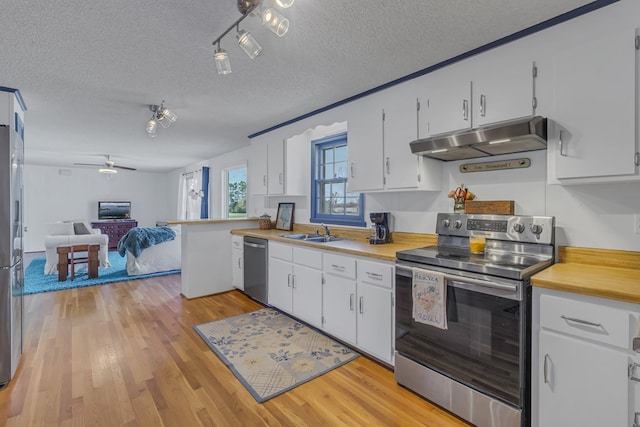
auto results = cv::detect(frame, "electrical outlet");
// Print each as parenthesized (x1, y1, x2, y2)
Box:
(635, 214, 640, 234)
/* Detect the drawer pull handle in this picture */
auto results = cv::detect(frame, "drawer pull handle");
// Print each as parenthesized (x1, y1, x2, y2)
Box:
(560, 315, 602, 328)
(331, 264, 345, 272)
(629, 363, 640, 382)
(366, 272, 383, 280)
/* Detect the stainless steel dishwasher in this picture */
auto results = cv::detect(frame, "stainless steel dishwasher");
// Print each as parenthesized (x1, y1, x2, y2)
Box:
(243, 236, 268, 304)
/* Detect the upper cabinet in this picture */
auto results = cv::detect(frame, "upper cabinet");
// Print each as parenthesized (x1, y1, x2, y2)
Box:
(418, 49, 536, 137)
(249, 133, 307, 197)
(348, 84, 441, 193)
(549, 26, 639, 183)
(346, 93, 385, 192)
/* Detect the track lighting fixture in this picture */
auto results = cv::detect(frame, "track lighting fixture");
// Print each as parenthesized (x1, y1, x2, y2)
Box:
(146, 101, 177, 137)
(211, 0, 295, 75)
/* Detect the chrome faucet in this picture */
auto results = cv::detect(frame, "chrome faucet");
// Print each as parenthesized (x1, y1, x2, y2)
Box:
(321, 223, 330, 236)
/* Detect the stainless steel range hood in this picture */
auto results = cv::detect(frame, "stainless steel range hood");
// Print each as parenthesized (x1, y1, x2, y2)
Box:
(410, 116, 548, 161)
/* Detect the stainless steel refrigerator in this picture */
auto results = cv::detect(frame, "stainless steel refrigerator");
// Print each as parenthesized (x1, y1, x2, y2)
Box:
(0, 124, 24, 386)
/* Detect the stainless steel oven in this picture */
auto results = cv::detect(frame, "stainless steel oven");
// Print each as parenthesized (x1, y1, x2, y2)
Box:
(394, 213, 554, 427)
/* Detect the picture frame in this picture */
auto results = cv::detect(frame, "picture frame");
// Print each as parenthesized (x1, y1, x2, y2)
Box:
(275, 202, 295, 231)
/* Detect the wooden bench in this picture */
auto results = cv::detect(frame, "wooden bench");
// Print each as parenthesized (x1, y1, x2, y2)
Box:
(56, 244, 100, 282)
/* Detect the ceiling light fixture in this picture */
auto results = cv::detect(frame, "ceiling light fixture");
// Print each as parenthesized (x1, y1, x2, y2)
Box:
(146, 101, 177, 138)
(99, 167, 118, 174)
(211, 0, 295, 75)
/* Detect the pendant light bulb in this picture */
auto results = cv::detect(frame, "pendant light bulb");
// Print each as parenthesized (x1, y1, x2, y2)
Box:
(237, 29, 262, 59)
(214, 46, 232, 75)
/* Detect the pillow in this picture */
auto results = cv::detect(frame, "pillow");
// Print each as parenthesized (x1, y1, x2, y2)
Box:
(47, 222, 75, 236)
(73, 222, 92, 235)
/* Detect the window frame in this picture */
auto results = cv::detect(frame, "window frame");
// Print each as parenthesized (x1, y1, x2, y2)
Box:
(310, 133, 365, 227)
(222, 162, 247, 219)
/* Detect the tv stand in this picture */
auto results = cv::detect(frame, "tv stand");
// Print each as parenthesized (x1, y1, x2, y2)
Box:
(91, 220, 137, 250)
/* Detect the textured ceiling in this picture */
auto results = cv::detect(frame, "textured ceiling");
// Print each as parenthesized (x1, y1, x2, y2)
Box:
(0, 0, 596, 172)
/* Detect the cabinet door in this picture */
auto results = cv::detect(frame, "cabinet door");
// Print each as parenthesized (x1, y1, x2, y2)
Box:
(357, 282, 393, 363)
(284, 132, 308, 196)
(382, 83, 420, 190)
(267, 139, 284, 195)
(231, 237, 243, 290)
(425, 64, 472, 136)
(538, 329, 628, 427)
(292, 264, 323, 328)
(472, 51, 534, 127)
(268, 257, 292, 312)
(322, 274, 356, 344)
(249, 143, 268, 195)
(347, 95, 384, 192)
(553, 26, 637, 180)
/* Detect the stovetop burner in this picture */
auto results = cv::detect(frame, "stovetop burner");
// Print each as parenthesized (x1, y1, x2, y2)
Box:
(396, 213, 555, 281)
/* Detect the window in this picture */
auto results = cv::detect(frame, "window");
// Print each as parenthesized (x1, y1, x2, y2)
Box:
(310, 133, 365, 227)
(223, 164, 247, 218)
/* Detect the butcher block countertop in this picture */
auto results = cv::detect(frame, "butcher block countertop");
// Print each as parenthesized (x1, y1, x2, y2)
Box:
(231, 224, 437, 262)
(532, 247, 640, 304)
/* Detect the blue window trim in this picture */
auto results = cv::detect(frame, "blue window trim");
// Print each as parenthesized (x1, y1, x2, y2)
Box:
(310, 133, 365, 227)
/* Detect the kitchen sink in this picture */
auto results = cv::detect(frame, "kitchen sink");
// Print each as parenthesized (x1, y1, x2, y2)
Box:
(281, 233, 348, 243)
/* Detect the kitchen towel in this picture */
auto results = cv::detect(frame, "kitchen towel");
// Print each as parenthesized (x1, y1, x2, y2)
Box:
(412, 267, 447, 330)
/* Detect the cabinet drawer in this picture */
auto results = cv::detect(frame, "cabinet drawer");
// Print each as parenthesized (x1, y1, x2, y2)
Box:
(357, 259, 393, 289)
(323, 253, 356, 279)
(232, 236, 243, 249)
(540, 293, 638, 349)
(294, 247, 322, 270)
(269, 242, 293, 262)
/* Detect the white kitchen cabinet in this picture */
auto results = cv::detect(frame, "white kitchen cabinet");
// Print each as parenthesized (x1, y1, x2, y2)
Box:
(356, 259, 394, 363)
(347, 85, 441, 193)
(267, 242, 323, 328)
(346, 94, 385, 192)
(248, 138, 285, 196)
(422, 62, 472, 137)
(419, 52, 535, 137)
(550, 26, 639, 182)
(470, 48, 535, 127)
(383, 81, 441, 191)
(533, 287, 640, 427)
(322, 252, 394, 364)
(231, 235, 243, 290)
(322, 253, 358, 345)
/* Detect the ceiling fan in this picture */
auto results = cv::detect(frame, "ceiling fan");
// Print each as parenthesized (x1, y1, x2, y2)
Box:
(74, 155, 136, 174)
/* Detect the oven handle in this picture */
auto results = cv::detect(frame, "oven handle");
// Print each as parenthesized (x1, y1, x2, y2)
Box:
(395, 265, 519, 294)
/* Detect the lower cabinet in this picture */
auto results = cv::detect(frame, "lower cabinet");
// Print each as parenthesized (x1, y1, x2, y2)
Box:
(268, 242, 323, 328)
(266, 241, 395, 365)
(533, 287, 640, 427)
(231, 235, 243, 290)
(322, 252, 394, 364)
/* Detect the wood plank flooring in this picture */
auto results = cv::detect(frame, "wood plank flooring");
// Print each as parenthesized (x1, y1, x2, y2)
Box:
(0, 275, 469, 426)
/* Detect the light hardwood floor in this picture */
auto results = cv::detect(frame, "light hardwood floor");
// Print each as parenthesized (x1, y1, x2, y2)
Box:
(0, 275, 469, 426)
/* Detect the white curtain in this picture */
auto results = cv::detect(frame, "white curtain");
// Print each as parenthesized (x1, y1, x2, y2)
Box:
(177, 171, 203, 220)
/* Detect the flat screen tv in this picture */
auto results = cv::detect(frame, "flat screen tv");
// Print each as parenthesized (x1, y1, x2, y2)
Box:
(98, 201, 131, 220)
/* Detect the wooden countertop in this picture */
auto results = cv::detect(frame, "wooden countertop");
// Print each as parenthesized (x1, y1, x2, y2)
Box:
(231, 225, 436, 262)
(167, 218, 259, 225)
(532, 247, 640, 304)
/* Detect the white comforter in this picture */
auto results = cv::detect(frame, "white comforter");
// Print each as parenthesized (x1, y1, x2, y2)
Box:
(125, 226, 181, 276)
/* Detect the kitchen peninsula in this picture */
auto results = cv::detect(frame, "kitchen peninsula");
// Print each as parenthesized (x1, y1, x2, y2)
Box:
(167, 218, 258, 298)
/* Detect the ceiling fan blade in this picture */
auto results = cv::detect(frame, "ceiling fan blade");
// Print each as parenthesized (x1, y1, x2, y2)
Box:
(113, 165, 137, 171)
(73, 162, 103, 167)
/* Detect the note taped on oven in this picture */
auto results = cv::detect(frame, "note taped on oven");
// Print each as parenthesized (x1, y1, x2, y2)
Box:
(412, 268, 447, 330)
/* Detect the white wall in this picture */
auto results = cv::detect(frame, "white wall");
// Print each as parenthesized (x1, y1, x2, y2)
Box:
(24, 165, 173, 252)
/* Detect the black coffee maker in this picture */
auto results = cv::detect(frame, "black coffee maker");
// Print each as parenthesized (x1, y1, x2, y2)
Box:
(369, 212, 391, 244)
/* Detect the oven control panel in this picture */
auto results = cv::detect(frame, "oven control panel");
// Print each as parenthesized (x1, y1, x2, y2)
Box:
(436, 213, 555, 244)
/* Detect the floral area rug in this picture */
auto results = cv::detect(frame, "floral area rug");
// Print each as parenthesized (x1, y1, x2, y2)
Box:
(194, 308, 359, 403)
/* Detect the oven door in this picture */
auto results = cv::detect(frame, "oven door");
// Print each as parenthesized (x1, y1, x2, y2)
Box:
(395, 262, 528, 408)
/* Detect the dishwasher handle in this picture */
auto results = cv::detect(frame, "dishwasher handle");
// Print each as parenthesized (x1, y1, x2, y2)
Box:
(244, 241, 267, 249)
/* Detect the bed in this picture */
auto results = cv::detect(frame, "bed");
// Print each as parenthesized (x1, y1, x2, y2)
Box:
(118, 225, 181, 276)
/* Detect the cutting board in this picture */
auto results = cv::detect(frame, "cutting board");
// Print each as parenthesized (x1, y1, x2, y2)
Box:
(464, 200, 515, 215)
